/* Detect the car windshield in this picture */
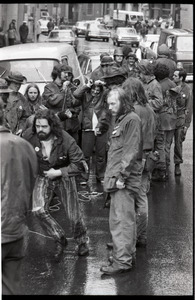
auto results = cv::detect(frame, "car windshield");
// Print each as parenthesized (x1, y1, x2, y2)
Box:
(118, 28, 136, 35)
(49, 31, 73, 38)
(0, 59, 58, 82)
(177, 36, 193, 52)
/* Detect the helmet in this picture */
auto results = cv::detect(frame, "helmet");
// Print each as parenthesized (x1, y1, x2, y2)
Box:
(113, 48, 124, 57)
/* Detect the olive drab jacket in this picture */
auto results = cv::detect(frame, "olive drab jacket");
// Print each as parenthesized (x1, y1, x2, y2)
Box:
(1, 126, 38, 243)
(103, 111, 143, 193)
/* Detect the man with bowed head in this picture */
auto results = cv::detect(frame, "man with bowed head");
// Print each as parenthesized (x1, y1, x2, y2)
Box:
(100, 87, 143, 275)
(23, 109, 89, 262)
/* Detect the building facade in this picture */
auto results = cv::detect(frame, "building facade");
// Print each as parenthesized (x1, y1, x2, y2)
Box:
(0, 3, 193, 34)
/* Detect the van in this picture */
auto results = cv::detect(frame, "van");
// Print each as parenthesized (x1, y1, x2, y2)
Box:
(158, 28, 193, 82)
(0, 43, 85, 95)
(113, 10, 144, 28)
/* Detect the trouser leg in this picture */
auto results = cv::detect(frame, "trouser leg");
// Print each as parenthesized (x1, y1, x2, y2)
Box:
(33, 180, 65, 243)
(164, 130, 175, 168)
(95, 132, 108, 180)
(81, 131, 95, 180)
(109, 189, 136, 269)
(155, 129, 166, 171)
(174, 127, 184, 165)
(58, 177, 88, 246)
(135, 171, 149, 242)
(2, 238, 26, 295)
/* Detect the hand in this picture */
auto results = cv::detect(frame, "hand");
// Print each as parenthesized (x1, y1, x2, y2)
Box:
(64, 109, 72, 118)
(16, 129, 22, 136)
(43, 168, 62, 180)
(94, 79, 105, 86)
(81, 160, 89, 173)
(183, 126, 188, 135)
(86, 79, 93, 88)
(94, 128, 101, 136)
(116, 179, 125, 189)
(63, 81, 71, 90)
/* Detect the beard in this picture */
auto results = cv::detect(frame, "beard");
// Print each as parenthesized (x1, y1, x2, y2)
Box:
(37, 131, 51, 141)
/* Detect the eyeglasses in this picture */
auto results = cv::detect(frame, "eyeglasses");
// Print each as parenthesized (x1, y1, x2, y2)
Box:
(101, 64, 110, 68)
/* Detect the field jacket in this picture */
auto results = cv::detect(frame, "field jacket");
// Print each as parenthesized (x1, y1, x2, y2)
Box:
(1, 127, 37, 243)
(73, 85, 110, 134)
(103, 111, 143, 193)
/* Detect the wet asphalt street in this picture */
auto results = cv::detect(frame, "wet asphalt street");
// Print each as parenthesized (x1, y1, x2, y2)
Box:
(20, 120, 193, 296)
(17, 36, 193, 296)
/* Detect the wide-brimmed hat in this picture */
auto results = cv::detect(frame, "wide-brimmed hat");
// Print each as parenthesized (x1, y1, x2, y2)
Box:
(126, 51, 138, 61)
(5, 71, 27, 84)
(0, 78, 12, 93)
(100, 52, 110, 61)
(101, 56, 114, 66)
(61, 64, 73, 74)
(136, 60, 154, 75)
(102, 66, 127, 80)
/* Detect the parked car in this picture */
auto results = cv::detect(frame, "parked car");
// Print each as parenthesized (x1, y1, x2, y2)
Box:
(0, 43, 85, 95)
(85, 23, 110, 42)
(78, 53, 100, 80)
(45, 29, 78, 52)
(112, 27, 140, 47)
(139, 34, 160, 58)
(143, 40, 159, 60)
(78, 49, 114, 79)
(73, 21, 88, 37)
(158, 28, 193, 82)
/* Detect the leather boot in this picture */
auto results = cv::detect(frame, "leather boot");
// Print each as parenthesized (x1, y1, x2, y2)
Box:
(175, 164, 181, 176)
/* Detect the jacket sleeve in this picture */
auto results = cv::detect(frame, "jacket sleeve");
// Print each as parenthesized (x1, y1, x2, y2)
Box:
(60, 134, 84, 177)
(73, 85, 90, 100)
(42, 84, 64, 107)
(148, 83, 164, 112)
(119, 118, 141, 180)
(185, 87, 193, 128)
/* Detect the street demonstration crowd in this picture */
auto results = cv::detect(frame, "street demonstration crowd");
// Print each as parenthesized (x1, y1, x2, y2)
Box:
(1, 42, 192, 294)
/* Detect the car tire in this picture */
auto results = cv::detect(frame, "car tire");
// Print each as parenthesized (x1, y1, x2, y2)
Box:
(106, 38, 109, 42)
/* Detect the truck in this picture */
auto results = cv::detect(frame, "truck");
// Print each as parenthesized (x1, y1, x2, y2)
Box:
(113, 10, 144, 28)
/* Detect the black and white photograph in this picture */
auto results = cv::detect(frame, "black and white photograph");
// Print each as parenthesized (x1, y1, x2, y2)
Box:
(0, 2, 193, 296)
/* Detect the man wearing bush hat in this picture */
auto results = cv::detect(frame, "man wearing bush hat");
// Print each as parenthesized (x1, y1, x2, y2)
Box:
(90, 54, 114, 81)
(101, 65, 127, 88)
(137, 60, 165, 181)
(123, 51, 139, 78)
(42, 63, 81, 143)
(5, 71, 30, 135)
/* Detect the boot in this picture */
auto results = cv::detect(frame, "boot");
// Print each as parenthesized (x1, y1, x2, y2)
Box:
(54, 237, 68, 262)
(152, 169, 167, 182)
(78, 242, 89, 256)
(175, 164, 181, 176)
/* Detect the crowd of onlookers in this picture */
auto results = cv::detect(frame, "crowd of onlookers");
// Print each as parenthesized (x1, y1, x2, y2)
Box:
(1, 29, 193, 292)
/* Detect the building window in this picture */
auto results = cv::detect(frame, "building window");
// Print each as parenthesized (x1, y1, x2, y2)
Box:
(87, 3, 93, 15)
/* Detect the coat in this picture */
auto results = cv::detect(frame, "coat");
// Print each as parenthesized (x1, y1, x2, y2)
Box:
(103, 111, 143, 193)
(1, 127, 37, 243)
(42, 81, 81, 132)
(73, 85, 111, 134)
(19, 24, 29, 39)
(4, 91, 31, 134)
(158, 77, 177, 130)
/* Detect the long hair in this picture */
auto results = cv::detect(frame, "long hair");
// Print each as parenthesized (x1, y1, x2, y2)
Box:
(122, 77, 148, 106)
(32, 109, 63, 138)
(24, 83, 42, 103)
(107, 87, 134, 118)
